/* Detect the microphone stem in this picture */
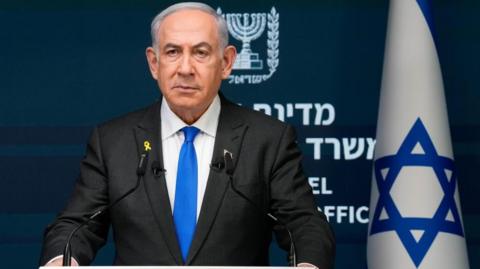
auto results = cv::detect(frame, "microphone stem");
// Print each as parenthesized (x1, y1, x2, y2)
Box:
(62, 152, 148, 266)
(228, 176, 297, 267)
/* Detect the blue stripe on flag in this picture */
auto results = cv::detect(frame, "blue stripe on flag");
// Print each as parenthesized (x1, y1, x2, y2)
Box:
(416, 0, 437, 38)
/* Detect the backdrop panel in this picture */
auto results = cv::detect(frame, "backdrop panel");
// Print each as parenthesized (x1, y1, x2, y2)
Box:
(0, 1, 478, 268)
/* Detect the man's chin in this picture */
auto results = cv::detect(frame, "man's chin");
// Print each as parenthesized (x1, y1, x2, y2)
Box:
(166, 98, 203, 113)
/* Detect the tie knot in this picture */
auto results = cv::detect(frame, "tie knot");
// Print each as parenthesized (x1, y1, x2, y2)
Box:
(182, 126, 200, 143)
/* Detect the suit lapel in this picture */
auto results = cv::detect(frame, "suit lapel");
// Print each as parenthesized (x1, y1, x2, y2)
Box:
(134, 101, 183, 265)
(186, 97, 248, 264)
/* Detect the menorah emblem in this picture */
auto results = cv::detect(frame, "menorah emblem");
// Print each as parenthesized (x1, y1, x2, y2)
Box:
(226, 13, 267, 70)
(217, 7, 279, 84)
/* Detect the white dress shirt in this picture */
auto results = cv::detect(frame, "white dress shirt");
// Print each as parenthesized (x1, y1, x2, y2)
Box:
(160, 95, 220, 220)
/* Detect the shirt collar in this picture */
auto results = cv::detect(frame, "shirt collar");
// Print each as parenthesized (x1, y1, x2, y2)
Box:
(161, 94, 221, 140)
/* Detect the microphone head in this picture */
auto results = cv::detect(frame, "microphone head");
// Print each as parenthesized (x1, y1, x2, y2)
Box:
(136, 152, 149, 176)
(210, 157, 225, 171)
(151, 160, 165, 176)
(224, 151, 234, 175)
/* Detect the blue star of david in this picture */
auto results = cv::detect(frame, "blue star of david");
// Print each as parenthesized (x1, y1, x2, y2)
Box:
(370, 118, 464, 267)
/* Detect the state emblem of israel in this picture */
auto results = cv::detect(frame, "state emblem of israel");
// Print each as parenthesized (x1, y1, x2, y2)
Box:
(217, 7, 279, 84)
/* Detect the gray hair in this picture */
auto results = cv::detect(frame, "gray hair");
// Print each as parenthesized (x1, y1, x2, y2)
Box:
(150, 2, 229, 50)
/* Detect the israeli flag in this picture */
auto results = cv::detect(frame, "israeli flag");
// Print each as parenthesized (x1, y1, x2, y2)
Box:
(366, 0, 470, 268)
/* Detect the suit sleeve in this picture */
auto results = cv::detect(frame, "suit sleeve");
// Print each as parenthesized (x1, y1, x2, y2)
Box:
(269, 125, 335, 269)
(39, 127, 110, 266)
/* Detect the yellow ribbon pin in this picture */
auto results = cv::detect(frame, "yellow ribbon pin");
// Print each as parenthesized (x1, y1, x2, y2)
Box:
(144, 141, 152, 152)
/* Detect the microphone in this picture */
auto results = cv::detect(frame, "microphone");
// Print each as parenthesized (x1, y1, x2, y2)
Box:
(62, 150, 150, 266)
(223, 151, 297, 267)
(210, 158, 225, 171)
(151, 161, 166, 177)
(224, 151, 234, 175)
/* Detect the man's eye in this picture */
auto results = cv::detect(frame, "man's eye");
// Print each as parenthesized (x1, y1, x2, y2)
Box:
(166, 49, 178, 56)
(195, 50, 209, 58)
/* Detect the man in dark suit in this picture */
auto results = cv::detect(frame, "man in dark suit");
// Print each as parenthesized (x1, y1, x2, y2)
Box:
(40, 2, 335, 268)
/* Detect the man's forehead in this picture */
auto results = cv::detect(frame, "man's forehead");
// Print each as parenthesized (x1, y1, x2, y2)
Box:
(159, 9, 218, 36)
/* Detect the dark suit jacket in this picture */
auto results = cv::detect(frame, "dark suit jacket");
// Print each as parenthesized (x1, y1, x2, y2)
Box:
(40, 95, 335, 268)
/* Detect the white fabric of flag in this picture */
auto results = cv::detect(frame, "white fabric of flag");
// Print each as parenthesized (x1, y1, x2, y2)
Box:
(366, 0, 470, 268)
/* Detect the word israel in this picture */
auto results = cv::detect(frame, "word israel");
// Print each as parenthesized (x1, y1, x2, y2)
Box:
(308, 177, 333, 195)
(306, 137, 376, 160)
(217, 7, 279, 84)
(253, 102, 335, 126)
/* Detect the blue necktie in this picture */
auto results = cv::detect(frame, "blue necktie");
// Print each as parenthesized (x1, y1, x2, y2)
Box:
(173, 126, 200, 262)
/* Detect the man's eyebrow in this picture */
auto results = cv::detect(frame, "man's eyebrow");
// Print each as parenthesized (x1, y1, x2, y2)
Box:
(162, 43, 181, 50)
(193, 42, 213, 50)
(161, 42, 213, 51)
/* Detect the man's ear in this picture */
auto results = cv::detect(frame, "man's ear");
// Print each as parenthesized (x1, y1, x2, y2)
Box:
(221, 45, 237, 79)
(146, 47, 159, 80)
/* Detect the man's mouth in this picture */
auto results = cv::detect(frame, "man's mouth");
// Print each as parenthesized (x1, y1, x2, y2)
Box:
(173, 85, 200, 91)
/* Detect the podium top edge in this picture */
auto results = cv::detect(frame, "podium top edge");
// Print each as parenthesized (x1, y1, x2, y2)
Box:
(39, 266, 304, 269)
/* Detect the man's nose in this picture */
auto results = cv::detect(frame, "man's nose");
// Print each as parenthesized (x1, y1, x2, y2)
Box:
(177, 54, 194, 76)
